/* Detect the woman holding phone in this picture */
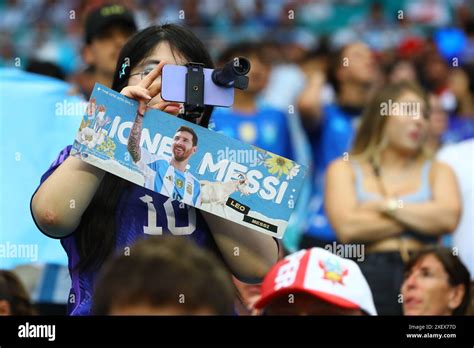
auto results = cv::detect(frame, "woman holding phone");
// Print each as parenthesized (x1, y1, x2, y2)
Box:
(31, 24, 278, 315)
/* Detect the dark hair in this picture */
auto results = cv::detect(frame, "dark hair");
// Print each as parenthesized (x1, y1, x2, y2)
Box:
(351, 80, 429, 160)
(327, 44, 348, 94)
(74, 24, 214, 273)
(26, 60, 65, 81)
(92, 236, 235, 315)
(0, 270, 36, 315)
(111, 24, 215, 127)
(404, 247, 471, 315)
(217, 40, 268, 66)
(176, 125, 198, 146)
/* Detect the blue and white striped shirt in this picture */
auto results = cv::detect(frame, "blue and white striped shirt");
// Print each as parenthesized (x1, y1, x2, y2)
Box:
(137, 149, 202, 207)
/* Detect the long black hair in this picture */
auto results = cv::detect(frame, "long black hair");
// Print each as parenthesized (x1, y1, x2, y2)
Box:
(75, 24, 215, 273)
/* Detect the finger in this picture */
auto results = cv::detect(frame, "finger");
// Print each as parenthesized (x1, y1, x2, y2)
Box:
(138, 100, 147, 116)
(147, 76, 162, 99)
(147, 101, 173, 111)
(121, 86, 152, 101)
(139, 60, 167, 89)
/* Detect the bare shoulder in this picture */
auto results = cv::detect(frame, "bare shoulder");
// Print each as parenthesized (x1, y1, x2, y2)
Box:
(326, 158, 354, 178)
(429, 160, 457, 182)
(431, 160, 456, 174)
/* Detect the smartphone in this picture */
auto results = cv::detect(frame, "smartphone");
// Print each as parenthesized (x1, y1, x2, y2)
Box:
(161, 64, 234, 107)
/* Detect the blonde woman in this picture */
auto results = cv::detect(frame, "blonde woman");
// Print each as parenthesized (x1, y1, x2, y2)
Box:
(325, 81, 461, 315)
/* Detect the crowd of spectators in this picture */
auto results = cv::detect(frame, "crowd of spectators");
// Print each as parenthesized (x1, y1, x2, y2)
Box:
(1, 0, 472, 316)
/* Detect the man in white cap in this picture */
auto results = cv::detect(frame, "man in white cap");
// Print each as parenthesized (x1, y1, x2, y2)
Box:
(254, 247, 377, 315)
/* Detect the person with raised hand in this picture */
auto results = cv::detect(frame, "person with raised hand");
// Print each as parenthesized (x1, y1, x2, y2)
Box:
(31, 24, 278, 316)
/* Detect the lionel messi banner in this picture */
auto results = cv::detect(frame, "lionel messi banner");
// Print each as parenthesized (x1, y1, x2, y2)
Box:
(70, 84, 307, 238)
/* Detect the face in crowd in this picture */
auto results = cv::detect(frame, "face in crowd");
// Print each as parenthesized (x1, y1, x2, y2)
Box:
(382, 90, 428, 155)
(127, 42, 186, 117)
(84, 25, 135, 78)
(338, 42, 377, 86)
(401, 253, 466, 315)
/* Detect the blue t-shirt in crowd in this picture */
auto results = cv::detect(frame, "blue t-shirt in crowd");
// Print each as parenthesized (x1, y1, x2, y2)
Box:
(210, 106, 294, 160)
(304, 103, 362, 242)
(442, 114, 474, 144)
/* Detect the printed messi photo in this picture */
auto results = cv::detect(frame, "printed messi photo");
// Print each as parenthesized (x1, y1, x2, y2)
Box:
(71, 83, 307, 238)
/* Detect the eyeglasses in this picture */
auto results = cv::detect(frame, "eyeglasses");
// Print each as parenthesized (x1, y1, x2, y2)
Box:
(129, 65, 157, 80)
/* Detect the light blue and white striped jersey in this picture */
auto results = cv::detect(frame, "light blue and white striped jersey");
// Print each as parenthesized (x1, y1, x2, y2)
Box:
(137, 149, 202, 207)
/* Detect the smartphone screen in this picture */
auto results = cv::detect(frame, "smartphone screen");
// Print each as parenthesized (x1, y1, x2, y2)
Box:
(161, 64, 234, 107)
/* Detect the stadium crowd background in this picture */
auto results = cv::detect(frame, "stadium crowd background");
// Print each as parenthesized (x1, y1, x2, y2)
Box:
(0, 0, 473, 316)
(2, 0, 474, 76)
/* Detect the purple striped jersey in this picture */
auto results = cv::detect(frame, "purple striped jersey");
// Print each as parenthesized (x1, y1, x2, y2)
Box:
(31, 145, 215, 315)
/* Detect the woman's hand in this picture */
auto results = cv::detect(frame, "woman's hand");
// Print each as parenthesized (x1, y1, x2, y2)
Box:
(120, 61, 180, 115)
(325, 159, 405, 243)
(358, 199, 401, 218)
